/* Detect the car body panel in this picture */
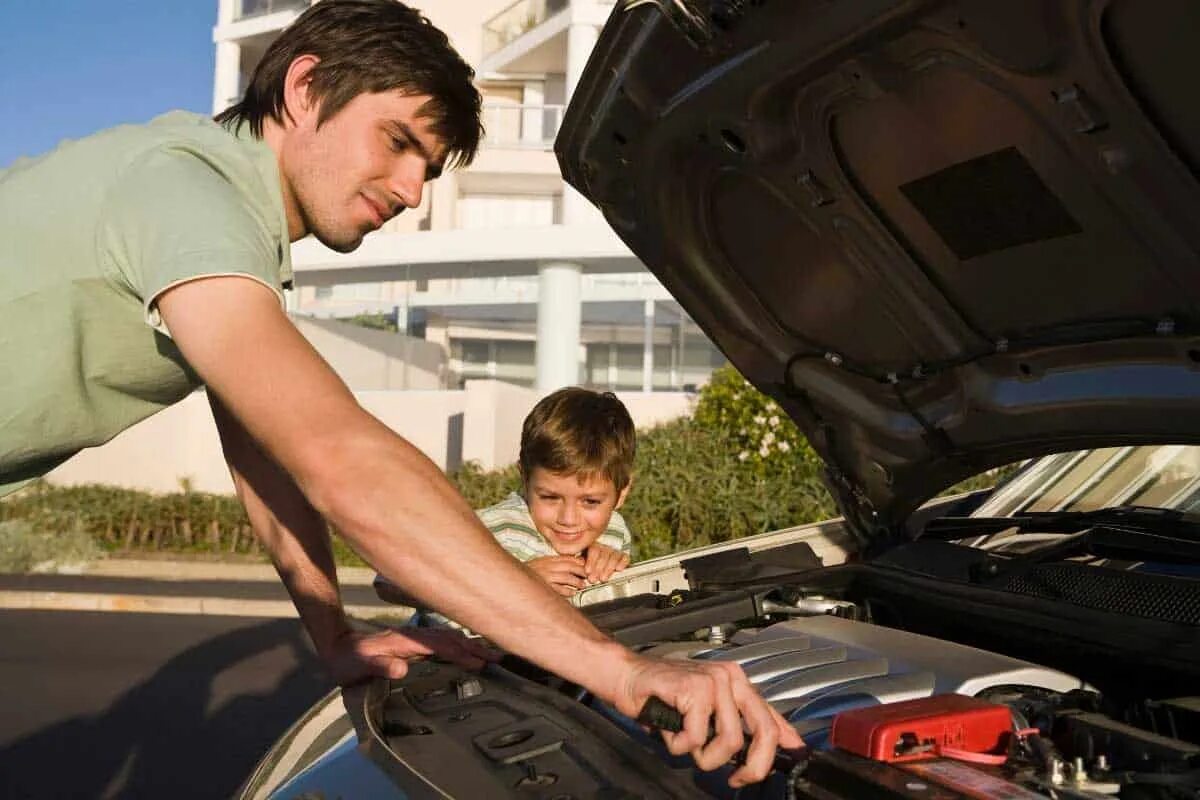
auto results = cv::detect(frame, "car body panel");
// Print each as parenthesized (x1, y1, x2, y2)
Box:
(556, 0, 1200, 537)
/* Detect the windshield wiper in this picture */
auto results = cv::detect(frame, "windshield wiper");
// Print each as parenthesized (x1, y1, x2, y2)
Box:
(924, 506, 1200, 566)
(924, 505, 1200, 540)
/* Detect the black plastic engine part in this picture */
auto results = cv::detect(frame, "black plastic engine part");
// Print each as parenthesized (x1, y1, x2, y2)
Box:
(681, 543, 822, 590)
(1054, 710, 1200, 771)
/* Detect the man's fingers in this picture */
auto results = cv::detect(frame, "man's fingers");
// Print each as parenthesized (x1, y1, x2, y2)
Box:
(551, 581, 578, 597)
(726, 674, 781, 786)
(686, 667, 742, 771)
(678, 688, 717, 759)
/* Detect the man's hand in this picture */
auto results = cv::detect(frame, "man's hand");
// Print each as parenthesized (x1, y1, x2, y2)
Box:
(322, 627, 499, 687)
(526, 555, 589, 596)
(584, 544, 630, 584)
(614, 656, 804, 788)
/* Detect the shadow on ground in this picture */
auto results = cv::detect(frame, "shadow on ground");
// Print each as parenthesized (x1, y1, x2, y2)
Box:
(0, 618, 328, 799)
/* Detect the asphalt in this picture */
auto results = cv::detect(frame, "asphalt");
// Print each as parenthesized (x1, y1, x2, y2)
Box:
(0, 559, 412, 620)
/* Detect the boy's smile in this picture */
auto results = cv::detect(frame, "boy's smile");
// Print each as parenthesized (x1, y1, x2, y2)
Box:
(524, 467, 630, 556)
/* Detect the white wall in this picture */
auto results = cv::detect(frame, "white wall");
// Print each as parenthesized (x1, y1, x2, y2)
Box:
(293, 316, 445, 390)
(44, 383, 696, 494)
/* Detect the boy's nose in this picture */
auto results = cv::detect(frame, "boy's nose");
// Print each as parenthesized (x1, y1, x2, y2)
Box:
(558, 504, 581, 526)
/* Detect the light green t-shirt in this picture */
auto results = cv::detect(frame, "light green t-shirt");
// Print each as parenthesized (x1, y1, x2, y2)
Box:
(0, 111, 292, 497)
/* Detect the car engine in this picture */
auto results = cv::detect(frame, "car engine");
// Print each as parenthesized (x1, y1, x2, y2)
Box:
(353, 581, 1200, 800)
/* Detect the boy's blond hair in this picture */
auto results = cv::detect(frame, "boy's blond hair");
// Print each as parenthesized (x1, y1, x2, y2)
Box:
(519, 388, 636, 492)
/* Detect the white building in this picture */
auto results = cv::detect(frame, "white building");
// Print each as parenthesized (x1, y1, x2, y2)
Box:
(211, 0, 726, 393)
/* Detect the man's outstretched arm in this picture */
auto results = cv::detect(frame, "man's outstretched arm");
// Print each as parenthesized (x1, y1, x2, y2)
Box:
(207, 392, 489, 684)
(157, 276, 800, 786)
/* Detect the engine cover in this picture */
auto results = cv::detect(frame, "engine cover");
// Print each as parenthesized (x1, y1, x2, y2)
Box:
(636, 615, 1084, 748)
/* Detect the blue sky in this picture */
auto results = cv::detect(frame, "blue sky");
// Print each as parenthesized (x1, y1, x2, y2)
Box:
(0, 1, 217, 167)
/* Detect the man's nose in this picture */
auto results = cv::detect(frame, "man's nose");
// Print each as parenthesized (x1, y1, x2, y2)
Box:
(388, 156, 426, 210)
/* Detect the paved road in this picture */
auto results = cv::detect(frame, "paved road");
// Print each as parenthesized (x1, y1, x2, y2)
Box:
(0, 609, 333, 799)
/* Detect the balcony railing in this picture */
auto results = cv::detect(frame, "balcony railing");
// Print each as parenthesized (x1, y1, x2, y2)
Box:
(481, 103, 565, 150)
(235, 0, 310, 22)
(482, 0, 570, 58)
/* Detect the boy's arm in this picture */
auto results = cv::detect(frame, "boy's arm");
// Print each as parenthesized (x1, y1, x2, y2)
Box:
(158, 276, 800, 786)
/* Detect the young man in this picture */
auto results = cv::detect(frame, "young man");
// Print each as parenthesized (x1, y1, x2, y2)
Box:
(0, 0, 799, 784)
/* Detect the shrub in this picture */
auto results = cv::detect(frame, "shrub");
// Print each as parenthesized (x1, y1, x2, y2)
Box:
(0, 519, 101, 573)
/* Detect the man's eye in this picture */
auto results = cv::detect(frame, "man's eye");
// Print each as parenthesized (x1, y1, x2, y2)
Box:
(390, 137, 408, 152)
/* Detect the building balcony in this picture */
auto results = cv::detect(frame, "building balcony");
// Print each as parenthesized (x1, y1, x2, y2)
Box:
(482, 0, 569, 60)
(481, 103, 565, 150)
(235, 0, 310, 22)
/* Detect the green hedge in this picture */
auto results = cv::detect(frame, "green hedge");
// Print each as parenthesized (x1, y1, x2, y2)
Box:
(0, 366, 1013, 565)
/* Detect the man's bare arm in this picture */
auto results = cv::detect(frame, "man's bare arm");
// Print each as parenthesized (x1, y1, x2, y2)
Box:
(208, 390, 490, 683)
(159, 278, 632, 690)
(208, 392, 348, 648)
(157, 276, 801, 785)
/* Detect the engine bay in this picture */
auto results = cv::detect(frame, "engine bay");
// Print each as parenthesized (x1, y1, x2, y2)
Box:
(360, 551, 1200, 799)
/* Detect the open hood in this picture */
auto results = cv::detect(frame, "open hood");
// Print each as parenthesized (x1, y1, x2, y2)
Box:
(557, 0, 1200, 540)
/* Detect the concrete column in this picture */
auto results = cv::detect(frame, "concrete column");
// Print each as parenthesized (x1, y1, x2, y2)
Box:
(642, 299, 655, 392)
(535, 4, 599, 391)
(561, 16, 600, 225)
(212, 39, 241, 116)
(522, 80, 545, 146)
(535, 261, 583, 390)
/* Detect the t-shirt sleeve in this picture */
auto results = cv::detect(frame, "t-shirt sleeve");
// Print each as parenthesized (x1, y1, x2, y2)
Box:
(603, 510, 634, 557)
(100, 147, 285, 336)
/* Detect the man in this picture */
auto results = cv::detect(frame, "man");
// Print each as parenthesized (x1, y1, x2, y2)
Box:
(0, 0, 800, 785)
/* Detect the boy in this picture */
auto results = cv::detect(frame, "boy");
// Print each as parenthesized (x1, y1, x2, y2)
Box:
(486, 387, 636, 595)
(387, 387, 636, 623)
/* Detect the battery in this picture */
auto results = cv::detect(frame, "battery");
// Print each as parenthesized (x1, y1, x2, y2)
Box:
(791, 750, 1049, 800)
(831, 694, 1013, 764)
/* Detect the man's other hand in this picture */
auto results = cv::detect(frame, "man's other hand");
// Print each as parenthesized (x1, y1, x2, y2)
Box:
(526, 555, 589, 596)
(614, 656, 804, 787)
(323, 627, 499, 687)
(583, 543, 629, 584)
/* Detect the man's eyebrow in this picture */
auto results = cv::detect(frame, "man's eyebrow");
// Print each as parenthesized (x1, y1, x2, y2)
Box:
(393, 120, 445, 180)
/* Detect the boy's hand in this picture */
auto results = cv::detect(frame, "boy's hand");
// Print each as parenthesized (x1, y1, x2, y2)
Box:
(527, 555, 589, 596)
(584, 543, 630, 584)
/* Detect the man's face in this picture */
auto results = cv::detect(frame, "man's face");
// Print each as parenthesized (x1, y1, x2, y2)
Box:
(524, 468, 630, 556)
(279, 89, 447, 252)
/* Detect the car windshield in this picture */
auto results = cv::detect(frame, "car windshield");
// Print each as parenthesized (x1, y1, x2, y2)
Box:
(972, 445, 1200, 518)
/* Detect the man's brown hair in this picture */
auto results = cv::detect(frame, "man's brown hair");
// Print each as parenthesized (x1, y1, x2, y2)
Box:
(520, 388, 636, 492)
(214, 0, 483, 169)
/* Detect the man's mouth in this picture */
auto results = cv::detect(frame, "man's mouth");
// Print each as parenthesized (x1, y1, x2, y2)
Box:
(360, 194, 387, 228)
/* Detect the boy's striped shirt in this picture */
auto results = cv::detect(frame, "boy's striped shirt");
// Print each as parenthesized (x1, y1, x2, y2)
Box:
(480, 492, 632, 561)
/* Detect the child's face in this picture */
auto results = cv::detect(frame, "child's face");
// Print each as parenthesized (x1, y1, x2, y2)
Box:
(524, 467, 630, 556)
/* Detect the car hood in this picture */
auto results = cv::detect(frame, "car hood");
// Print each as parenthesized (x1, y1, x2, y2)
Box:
(556, 0, 1200, 541)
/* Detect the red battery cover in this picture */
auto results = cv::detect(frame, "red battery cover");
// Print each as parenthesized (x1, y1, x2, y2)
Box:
(830, 694, 1013, 764)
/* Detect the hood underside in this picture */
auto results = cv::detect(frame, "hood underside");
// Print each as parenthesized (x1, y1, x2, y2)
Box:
(557, 0, 1200, 537)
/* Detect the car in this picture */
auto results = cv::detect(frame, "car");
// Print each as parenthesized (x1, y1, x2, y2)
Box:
(237, 1, 1200, 797)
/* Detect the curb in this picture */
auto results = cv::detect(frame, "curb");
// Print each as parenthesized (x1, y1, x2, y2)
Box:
(0, 589, 411, 620)
(77, 558, 377, 586)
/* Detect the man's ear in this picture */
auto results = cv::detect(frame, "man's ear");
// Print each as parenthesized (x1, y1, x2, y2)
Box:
(281, 54, 321, 129)
(614, 478, 633, 510)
